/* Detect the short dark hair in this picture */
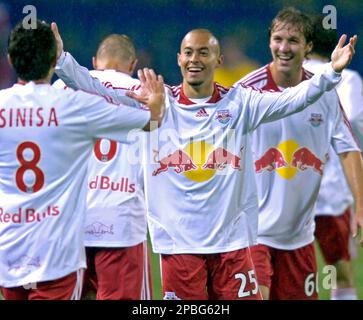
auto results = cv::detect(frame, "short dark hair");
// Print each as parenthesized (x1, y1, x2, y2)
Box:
(310, 15, 338, 58)
(8, 20, 57, 81)
(269, 7, 313, 44)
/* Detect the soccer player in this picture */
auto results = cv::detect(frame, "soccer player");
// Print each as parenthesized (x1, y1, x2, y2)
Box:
(303, 15, 363, 300)
(0, 20, 165, 300)
(237, 8, 363, 300)
(51, 22, 358, 300)
(54, 34, 152, 300)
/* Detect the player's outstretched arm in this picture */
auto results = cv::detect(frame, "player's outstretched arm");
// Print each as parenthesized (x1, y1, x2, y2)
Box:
(51, 22, 135, 107)
(339, 151, 363, 246)
(331, 35, 357, 73)
(241, 35, 358, 131)
(127, 68, 166, 130)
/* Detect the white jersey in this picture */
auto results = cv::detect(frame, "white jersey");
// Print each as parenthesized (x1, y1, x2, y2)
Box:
(0, 82, 149, 287)
(54, 71, 147, 247)
(238, 64, 359, 250)
(55, 52, 343, 254)
(304, 59, 363, 216)
(304, 59, 363, 150)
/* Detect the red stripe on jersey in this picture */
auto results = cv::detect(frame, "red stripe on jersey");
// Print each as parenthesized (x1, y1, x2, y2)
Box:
(244, 76, 268, 87)
(77, 89, 119, 106)
(178, 82, 224, 105)
(215, 83, 230, 93)
(238, 82, 264, 93)
(304, 68, 314, 79)
(166, 85, 181, 98)
(239, 66, 268, 85)
(302, 68, 313, 81)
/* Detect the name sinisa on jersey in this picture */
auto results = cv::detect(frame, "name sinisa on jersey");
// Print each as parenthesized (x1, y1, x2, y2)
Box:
(0, 107, 59, 128)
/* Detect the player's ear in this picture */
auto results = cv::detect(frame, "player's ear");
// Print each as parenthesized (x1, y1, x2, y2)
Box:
(7, 54, 12, 68)
(306, 41, 313, 56)
(216, 54, 224, 68)
(130, 59, 138, 75)
(177, 53, 182, 67)
(51, 54, 57, 67)
(92, 57, 97, 70)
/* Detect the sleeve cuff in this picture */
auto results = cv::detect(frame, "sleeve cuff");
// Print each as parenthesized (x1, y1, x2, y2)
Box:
(56, 51, 67, 68)
(327, 62, 342, 78)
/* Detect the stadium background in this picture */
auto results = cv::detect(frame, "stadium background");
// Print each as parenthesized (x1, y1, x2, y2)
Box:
(0, 0, 362, 299)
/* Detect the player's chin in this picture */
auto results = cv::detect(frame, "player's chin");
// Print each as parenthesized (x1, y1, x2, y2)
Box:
(187, 79, 204, 87)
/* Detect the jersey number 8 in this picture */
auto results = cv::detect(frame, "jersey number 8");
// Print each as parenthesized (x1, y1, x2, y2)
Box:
(16, 141, 44, 193)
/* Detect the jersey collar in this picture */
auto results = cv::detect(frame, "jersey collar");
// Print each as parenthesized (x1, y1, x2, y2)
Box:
(266, 63, 311, 92)
(178, 82, 222, 105)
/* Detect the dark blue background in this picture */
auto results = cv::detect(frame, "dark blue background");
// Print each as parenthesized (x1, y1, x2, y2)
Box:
(2, 0, 362, 85)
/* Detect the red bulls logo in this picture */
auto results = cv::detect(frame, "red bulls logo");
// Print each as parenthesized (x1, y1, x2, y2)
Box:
(152, 149, 198, 176)
(255, 147, 288, 173)
(202, 147, 242, 171)
(291, 147, 326, 176)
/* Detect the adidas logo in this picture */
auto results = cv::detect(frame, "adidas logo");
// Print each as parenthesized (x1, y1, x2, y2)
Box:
(196, 108, 209, 117)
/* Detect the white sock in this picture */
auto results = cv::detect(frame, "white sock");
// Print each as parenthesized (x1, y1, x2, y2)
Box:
(331, 288, 358, 300)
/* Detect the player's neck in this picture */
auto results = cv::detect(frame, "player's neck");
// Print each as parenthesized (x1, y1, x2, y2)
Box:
(18, 68, 54, 85)
(182, 80, 214, 99)
(96, 60, 131, 75)
(270, 62, 303, 88)
(18, 78, 50, 85)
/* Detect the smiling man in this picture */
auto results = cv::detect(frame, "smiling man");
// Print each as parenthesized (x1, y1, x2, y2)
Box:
(178, 29, 223, 98)
(237, 7, 363, 300)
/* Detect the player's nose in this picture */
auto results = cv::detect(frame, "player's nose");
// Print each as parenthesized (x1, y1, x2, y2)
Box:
(189, 52, 200, 63)
(279, 40, 290, 52)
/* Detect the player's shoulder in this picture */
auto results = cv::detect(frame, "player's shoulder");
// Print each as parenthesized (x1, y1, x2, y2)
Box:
(302, 67, 314, 79)
(234, 65, 269, 87)
(52, 78, 68, 90)
(341, 68, 363, 83)
(51, 82, 106, 109)
(165, 84, 182, 98)
(0, 84, 18, 103)
(90, 69, 140, 89)
(215, 82, 231, 95)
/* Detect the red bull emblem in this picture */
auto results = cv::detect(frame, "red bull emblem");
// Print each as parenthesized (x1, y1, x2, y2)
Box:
(202, 147, 242, 171)
(85, 222, 114, 237)
(255, 145, 326, 176)
(255, 147, 288, 173)
(215, 110, 232, 124)
(309, 113, 324, 127)
(152, 149, 198, 176)
(291, 147, 326, 175)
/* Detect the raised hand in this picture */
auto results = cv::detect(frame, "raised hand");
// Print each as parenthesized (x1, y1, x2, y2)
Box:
(127, 68, 165, 128)
(331, 34, 357, 73)
(51, 22, 64, 60)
